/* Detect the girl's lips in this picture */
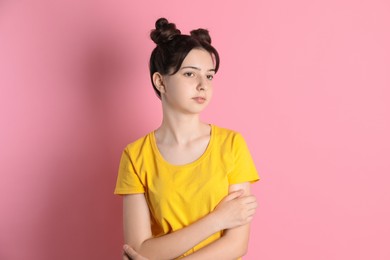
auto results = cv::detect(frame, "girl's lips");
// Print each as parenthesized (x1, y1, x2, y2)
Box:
(193, 97, 206, 104)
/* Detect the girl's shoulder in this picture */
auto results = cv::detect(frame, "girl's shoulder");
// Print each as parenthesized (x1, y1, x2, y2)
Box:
(211, 125, 250, 150)
(212, 124, 242, 139)
(122, 131, 154, 155)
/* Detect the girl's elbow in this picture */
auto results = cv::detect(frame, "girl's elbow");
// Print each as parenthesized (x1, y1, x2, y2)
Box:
(236, 243, 249, 258)
(226, 237, 249, 258)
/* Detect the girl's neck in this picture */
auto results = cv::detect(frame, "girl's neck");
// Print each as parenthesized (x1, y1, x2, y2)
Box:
(156, 115, 209, 145)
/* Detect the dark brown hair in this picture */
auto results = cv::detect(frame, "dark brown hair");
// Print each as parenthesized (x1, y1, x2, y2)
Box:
(149, 18, 220, 99)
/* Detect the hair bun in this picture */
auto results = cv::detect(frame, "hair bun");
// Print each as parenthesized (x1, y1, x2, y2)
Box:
(150, 18, 181, 45)
(190, 29, 212, 44)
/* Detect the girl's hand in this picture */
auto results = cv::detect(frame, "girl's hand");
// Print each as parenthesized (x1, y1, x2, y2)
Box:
(212, 190, 258, 230)
(123, 245, 149, 260)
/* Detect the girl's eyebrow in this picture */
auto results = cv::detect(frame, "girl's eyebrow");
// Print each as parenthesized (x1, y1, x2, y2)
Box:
(180, 66, 215, 72)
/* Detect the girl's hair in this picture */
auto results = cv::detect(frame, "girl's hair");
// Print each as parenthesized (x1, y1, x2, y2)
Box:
(149, 18, 220, 99)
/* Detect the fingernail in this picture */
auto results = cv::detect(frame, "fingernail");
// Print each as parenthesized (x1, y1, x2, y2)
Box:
(123, 245, 128, 250)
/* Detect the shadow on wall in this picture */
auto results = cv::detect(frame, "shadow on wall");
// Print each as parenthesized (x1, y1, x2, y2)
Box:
(37, 26, 144, 259)
(4, 2, 152, 259)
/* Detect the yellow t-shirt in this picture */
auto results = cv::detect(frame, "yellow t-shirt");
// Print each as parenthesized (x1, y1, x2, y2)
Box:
(114, 125, 259, 258)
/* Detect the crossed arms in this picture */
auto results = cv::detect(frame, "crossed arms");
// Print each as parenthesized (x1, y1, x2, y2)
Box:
(121, 182, 257, 260)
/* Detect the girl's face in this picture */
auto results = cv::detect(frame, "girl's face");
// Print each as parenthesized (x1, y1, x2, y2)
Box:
(159, 48, 215, 115)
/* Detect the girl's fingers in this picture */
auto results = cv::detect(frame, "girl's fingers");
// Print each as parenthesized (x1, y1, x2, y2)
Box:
(222, 190, 244, 202)
(123, 245, 136, 258)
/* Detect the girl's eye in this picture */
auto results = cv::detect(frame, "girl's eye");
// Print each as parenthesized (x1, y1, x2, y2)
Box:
(207, 75, 214, 80)
(184, 72, 195, 77)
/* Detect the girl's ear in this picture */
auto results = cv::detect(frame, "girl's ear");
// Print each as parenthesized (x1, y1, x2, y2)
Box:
(153, 72, 166, 94)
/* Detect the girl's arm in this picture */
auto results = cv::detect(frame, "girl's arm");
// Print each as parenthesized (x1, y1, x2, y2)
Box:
(123, 187, 257, 260)
(181, 182, 254, 260)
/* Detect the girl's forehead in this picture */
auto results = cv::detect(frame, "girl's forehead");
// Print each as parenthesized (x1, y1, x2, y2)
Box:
(181, 49, 215, 68)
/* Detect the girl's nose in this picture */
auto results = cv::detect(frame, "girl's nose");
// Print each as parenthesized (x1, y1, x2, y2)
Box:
(197, 77, 208, 91)
(198, 85, 206, 91)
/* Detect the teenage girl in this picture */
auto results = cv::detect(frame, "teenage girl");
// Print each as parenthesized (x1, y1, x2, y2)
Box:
(115, 17, 260, 260)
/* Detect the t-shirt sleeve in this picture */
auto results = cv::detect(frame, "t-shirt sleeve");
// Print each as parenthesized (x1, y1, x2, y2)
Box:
(114, 148, 145, 195)
(228, 133, 260, 184)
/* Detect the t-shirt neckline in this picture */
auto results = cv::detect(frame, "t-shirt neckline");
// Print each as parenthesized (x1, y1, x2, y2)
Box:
(150, 124, 214, 169)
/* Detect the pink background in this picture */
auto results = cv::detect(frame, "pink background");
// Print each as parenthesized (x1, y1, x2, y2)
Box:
(1, 0, 389, 259)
